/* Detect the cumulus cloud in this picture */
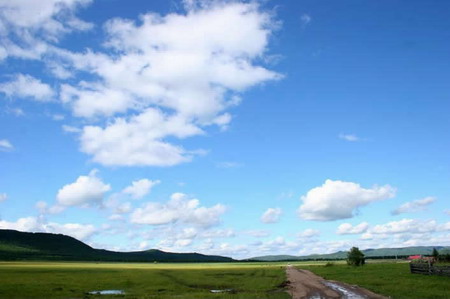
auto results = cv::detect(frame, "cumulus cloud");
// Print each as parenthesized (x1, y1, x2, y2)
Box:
(0, 216, 96, 240)
(0, 0, 92, 60)
(370, 218, 448, 235)
(56, 169, 111, 207)
(337, 222, 369, 235)
(261, 207, 282, 224)
(298, 179, 396, 221)
(122, 179, 160, 199)
(130, 192, 225, 227)
(0, 139, 13, 151)
(57, 2, 281, 167)
(35, 201, 65, 214)
(244, 229, 270, 238)
(0, 193, 6, 202)
(79, 108, 204, 166)
(201, 228, 235, 238)
(0, 74, 54, 101)
(391, 196, 436, 215)
(298, 228, 320, 238)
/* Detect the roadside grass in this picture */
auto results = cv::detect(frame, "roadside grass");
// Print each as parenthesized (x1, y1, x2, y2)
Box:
(0, 262, 289, 298)
(300, 262, 450, 299)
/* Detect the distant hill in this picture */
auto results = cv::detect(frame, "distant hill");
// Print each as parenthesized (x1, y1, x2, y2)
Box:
(0, 229, 234, 262)
(249, 246, 450, 262)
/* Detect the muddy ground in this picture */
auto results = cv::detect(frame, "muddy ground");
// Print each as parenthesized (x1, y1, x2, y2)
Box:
(286, 266, 388, 299)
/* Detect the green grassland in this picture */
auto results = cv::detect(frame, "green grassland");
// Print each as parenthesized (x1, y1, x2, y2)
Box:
(301, 262, 450, 299)
(0, 262, 290, 298)
(1, 261, 449, 298)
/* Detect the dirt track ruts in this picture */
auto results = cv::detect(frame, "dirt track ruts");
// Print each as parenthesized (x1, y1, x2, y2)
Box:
(286, 265, 388, 299)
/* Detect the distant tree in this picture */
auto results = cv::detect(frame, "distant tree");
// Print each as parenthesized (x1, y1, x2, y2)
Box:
(432, 248, 439, 262)
(444, 253, 450, 263)
(347, 247, 365, 266)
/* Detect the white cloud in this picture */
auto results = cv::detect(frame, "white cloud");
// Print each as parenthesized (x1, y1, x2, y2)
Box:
(115, 202, 132, 214)
(0, 74, 54, 101)
(216, 161, 242, 169)
(80, 108, 204, 166)
(56, 169, 111, 207)
(300, 14, 311, 26)
(370, 218, 448, 235)
(298, 179, 396, 221)
(122, 179, 160, 199)
(130, 192, 226, 228)
(261, 207, 282, 224)
(0, 139, 13, 151)
(62, 125, 81, 133)
(52, 114, 65, 121)
(244, 229, 270, 238)
(201, 228, 235, 238)
(7, 108, 24, 116)
(58, 2, 281, 167)
(0, 216, 96, 241)
(391, 196, 436, 215)
(35, 201, 64, 214)
(338, 133, 360, 142)
(337, 222, 369, 235)
(45, 222, 96, 240)
(109, 214, 124, 221)
(256, 236, 299, 254)
(0, 217, 41, 232)
(0, 0, 92, 60)
(298, 228, 320, 238)
(138, 241, 150, 250)
(0, 193, 7, 202)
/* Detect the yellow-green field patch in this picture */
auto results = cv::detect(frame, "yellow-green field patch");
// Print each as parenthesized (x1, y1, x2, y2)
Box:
(0, 262, 290, 298)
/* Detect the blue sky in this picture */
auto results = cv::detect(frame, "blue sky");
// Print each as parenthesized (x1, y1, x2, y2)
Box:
(0, 0, 449, 259)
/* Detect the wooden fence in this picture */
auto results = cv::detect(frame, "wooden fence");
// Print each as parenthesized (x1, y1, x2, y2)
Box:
(410, 263, 450, 277)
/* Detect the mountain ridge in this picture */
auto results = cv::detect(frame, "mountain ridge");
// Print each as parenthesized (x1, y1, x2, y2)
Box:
(0, 229, 234, 262)
(248, 246, 450, 261)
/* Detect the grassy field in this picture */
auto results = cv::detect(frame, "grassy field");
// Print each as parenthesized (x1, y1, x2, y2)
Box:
(0, 262, 289, 298)
(301, 262, 450, 299)
(2, 261, 449, 298)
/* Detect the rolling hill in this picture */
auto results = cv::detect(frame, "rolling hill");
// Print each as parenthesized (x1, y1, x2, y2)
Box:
(249, 246, 450, 261)
(0, 229, 234, 262)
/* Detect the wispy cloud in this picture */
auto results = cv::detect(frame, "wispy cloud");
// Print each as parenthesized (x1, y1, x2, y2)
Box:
(338, 133, 360, 142)
(0, 139, 14, 151)
(216, 161, 243, 169)
(261, 208, 282, 224)
(300, 14, 312, 27)
(391, 197, 436, 215)
(0, 193, 7, 202)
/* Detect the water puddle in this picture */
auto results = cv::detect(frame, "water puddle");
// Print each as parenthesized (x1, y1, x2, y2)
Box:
(88, 290, 125, 295)
(322, 281, 366, 299)
(210, 289, 235, 293)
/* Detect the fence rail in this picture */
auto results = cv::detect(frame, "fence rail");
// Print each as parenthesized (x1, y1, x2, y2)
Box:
(410, 263, 450, 277)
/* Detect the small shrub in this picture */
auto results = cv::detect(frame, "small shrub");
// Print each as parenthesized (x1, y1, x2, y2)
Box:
(324, 262, 335, 267)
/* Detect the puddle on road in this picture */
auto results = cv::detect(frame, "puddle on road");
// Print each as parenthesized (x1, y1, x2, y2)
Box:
(322, 281, 366, 299)
(210, 289, 235, 293)
(88, 290, 125, 295)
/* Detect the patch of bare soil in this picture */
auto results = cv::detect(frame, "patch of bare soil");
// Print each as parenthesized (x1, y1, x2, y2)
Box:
(285, 265, 388, 299)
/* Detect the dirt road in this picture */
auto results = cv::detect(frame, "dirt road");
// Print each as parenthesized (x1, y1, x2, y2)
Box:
(286, 265, 388, 299)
